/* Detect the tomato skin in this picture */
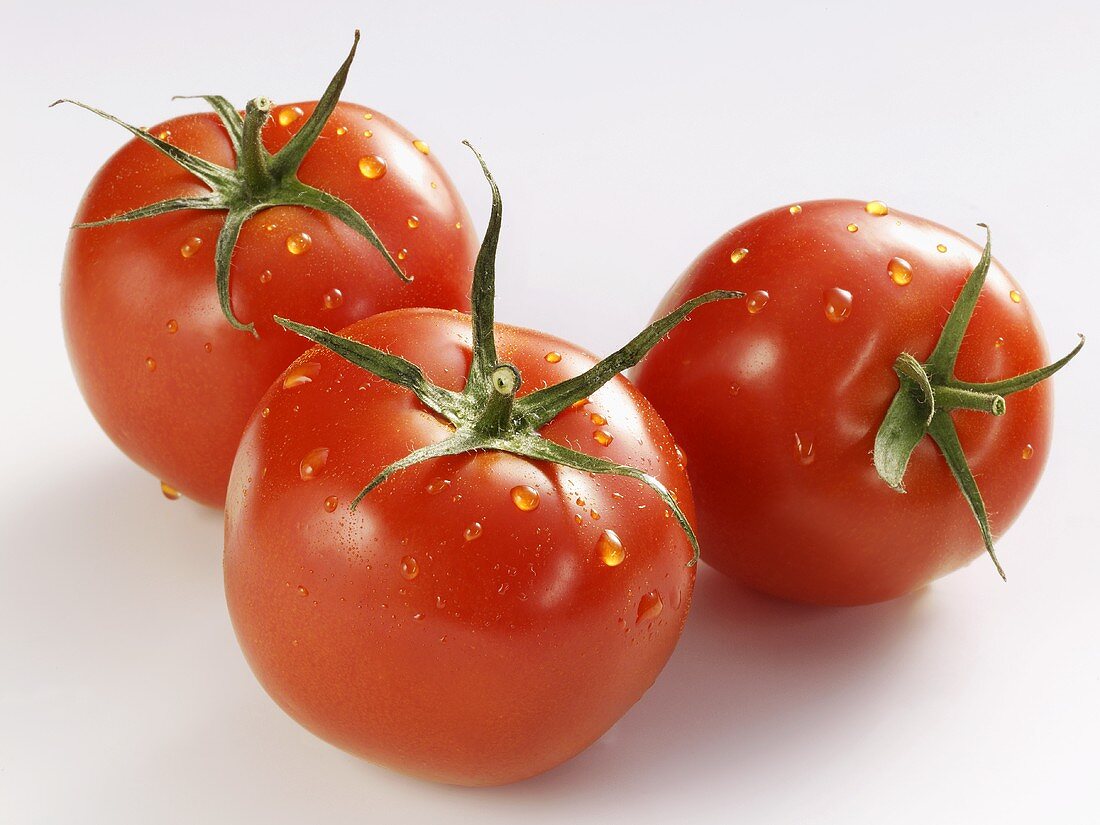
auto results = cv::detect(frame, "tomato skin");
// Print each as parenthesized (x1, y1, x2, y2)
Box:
(223, 308, 695, 785)
(62, 101, 477, 506)
(633, 200, 1053, 606)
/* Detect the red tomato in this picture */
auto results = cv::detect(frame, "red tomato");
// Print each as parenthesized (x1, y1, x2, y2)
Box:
(223, 310, 696, 785)
(60, 37, 477, 506)
(634, 199, 1080, 606)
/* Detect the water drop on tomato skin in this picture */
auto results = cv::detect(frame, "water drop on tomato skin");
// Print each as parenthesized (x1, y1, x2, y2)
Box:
(166, 319, 179, 334)
(145, 357, 157, 372)
(299, 448, 330, 481)
(179, 237, 203, 258)
(283, 362, 321, 388)
(160, 481, 181, 500)
(936, 243, 948, 254)
(593, 429, 614, 447)
(823, 287, 853, 323)
(464, 522, 483, 542)
(887, 257, 913, 286)
(401, 556, 419, 581)
(259, 269, 273, 284)
(846, 223, 859, 233)
(323, 495, 339, 513)
(1009, 289, 1022, 303)
(1021, 444, 1035, 460)
(412, 139, 430, 155)
(789, 204, 802, 215)
(286, 232, 312, 255)
(426, 478, 450, 495)
(746, 289, 770, 314)
(407, 216, 420, 229)
(358, 155, 387, 179)
(278, 106, 304, 127)
(544, 351, 562, 363)
(793, 432, 816, 465)
(596, 530, 625, 566)
(864, 200, 889, 216)
(335, 126, 348, 136)
(590, 412, 607, 426)
(729, 247, 749, 264)
(322, 288, 344, 310)
(297, 585, 309, 597)
(636, 590, 663, 623)
(510, 485, 540, 512)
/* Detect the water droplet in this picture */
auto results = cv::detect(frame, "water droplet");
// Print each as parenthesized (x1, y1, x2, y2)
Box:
(259, 269, 273, 284)
(1021, 444, 1034, 460)
(576, 497, 586, 506)
(278, 106, 304, 127)
(846, 223, 859, 233)
(362, 129, 374, 138)
(746, 289, 770, 314)
(401, 556, 419, 580)
(335, 126, 348, 136)
(597, 530, 625, 566)
(156, 129, 171, 141)
(636, 590, 663, 623)
(145, 357, 156, 372)
(864, 200, 889, 216)
(297, 585, 309, 597)
(789, 204, 802, 215)
(497, 582, 510, 595)
(322, 288, 344, 310)
(413, 139, 431, 155)
(887, 256, 913, 286)
(675, 444, 688, 467)
(510, 485, 540, 512)
(299, 447, 330, 481)
(412, 612, 424, 620)
(426, 477, 450, 495)
(1009, 289, 1022, 303)
(204, 342, 213, 354)
(166, 319, 178, 334)
(544, 351, 562, 363)
(590, 412, 607, 426)
(264, 223, 277, 232)
(936, 243, 948, 253)
(571, 398, 590, 410)
(396, 248, 408, 261)
(323, 495, 339, 513)
(283, 361, 321, 388)
(464, 522, 483, 541)
(160, 481, 181, 500)
(729, 247, 749, 264)
(455, 222, 462, 230)
(994, 337, 1006, 348)
(358, 155, 387, 179)
(180, 237, 203, 258)
(823, 287, 853, 323)
(286, 232, 312, 255)
(793, 432, 816, 465)
(590, 509, 601, 520)
(593, 429, 614, 446)
(362, 112, 374, 120)
(407, 215, 420, 229)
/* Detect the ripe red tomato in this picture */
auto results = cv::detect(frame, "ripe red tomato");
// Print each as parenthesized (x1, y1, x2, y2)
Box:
(633, 200, 1081, 606)
(60, 35, 477, 506)
(223, 152, 729, 784)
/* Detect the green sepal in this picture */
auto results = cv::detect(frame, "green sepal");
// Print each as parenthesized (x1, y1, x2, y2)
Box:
(274, 145, 740, 564)
(54, 30, 405, 334)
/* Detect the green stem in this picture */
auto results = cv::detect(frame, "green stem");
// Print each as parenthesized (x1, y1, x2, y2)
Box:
(935, 385, 1006, 416)
(238, 98, 275, 197)
(472, 365, 521, 437)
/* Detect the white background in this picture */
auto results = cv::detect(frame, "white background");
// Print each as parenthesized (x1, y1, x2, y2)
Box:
(2, 2, 1098, 822)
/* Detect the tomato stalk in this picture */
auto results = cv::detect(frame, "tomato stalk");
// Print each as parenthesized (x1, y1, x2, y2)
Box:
(276, 143, 743, 562)
(874, 226, 1084, 579)
(51, 31, 405, 336)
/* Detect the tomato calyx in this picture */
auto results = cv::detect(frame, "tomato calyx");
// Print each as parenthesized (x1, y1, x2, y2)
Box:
(51, 30, 405, 336)
(276, 143, 743, 563)
(874, 226, 1084, 578)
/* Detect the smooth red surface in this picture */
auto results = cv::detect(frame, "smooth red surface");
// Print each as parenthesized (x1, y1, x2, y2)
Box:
(633, 200, 1055, 605)
(224, 309, 697, 785)
(62, 101, 478, 506)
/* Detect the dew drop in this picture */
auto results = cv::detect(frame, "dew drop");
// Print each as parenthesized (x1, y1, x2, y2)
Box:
(259, 269, 273, 284)
(510, 485, 541, 512)
(286, 232, 312, 255)
(593, 429, 614, 446)
(166, 319, 179, 334)
(156, 129, 171, 141)
(297, 585, 309, 597)
(426, 477, 451, 495)
(358, 155, 387, 179)
(936, 243, 948, 253)
(145, 357, 156, 372)
(846, 223, 859, 233)
(362, 112, 374, 120)
(597, 530, 625, 566)
(570, 398, 590, 410)
(335, 126, 348, 136)
(590, 412, 607, 426)
(793, 432, 816, 465)
(278, 106, 304, 127)
(994, 337, 1006, 348)
(160, 481, 181, 500)
(362, 129, 373, 138)
(544, 351, 562, 363)
(823, 287, 853, 323)
(464, 522, 483, 542)
(401, 556, 419, 580)
(396, 248, 408, 261)
(413, 139, 431, 155)
(636, 590, 663, 623)
(204, 342, 213, 354)
(1009, 289, 1022, 303)
(455, 222, 463, 230)
(324, 495, 339, 513)
(322, 288, 344, 309)
(746, 289, 770, 314)
(887, 257, 913, 286)
(864, 200, 889, 216)
(299, 447, 330, 481)
(729, 247, 749, 264)
(407, 215, 420, 229)
(283, 361, 321, 388)
(180, 237, 203, 258)
(576, 497, 586, 507)
(1021, 443, 1034, 460)
(675, 444, 688, 467)
(789, 204, 802, 215)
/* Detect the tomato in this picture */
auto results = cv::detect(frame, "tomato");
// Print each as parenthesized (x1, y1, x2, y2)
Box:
(633, 200, 1081, 606)
(223, 151, 732, 784)
(59, 34, 477, 506)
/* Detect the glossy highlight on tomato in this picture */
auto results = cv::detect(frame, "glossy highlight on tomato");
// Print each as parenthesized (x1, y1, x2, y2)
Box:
(634, 199, 1076, 605)
(60, 38, 478, 506)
